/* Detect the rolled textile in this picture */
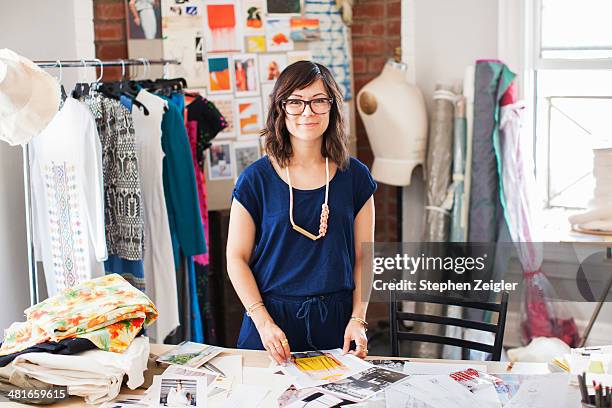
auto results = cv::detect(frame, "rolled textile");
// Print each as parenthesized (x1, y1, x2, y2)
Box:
(0, 274, 158, 356)
(413, 84, 455, 359)
(10, 336, 149, 405)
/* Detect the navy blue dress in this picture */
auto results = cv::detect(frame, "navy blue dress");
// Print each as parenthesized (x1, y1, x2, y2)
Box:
(232, 156, 377, 351)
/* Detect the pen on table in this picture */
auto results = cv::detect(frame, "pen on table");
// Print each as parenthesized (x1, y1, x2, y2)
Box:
(595, 384, 602, 408)
(578, 374, 588, 403)
(203, 362, 226, 378)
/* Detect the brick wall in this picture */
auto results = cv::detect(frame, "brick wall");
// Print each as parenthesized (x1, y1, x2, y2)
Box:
(93, 0, 128, 81)
(351, 0, 402, 244)
(352, 0, 401, 330)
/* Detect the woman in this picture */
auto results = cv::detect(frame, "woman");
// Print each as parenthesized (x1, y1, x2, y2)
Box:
(226, 61, 376, 364)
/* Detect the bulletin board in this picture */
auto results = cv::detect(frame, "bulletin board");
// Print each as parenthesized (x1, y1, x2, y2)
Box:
(128, 0, 356, 210)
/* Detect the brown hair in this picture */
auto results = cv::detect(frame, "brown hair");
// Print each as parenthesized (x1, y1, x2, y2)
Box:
(262, 61, 349, 170)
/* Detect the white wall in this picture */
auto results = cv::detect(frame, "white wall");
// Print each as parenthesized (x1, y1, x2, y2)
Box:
(0, 0, 95, 339)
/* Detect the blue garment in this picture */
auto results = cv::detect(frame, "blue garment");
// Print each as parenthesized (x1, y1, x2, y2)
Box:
(187, 256, 204, 343)
(120, 94, 133, 111)
(159, 97, 206, 262)
(171, 92, 185, 120)
(232, 156, 376, 350)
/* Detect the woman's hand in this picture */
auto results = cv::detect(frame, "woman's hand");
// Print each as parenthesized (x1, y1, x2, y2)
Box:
(253, 313, 291, 365)
(342, 319, 368, 359)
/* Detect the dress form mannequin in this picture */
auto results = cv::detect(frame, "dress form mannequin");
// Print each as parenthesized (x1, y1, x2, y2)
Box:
(357, 58, 427, 186)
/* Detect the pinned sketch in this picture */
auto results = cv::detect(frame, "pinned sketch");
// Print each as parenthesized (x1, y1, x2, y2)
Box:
(267, 0, 300, 15)
(266, 18, 294, 51)
(258, 53, 287, 83)
(126, 0, 163, 39)
(242, 0, 265, 35)
(208, 142, 234, 180)
(246, 35, 266, 52)
(235, 97, 264, 138)
(204, 1, 242, 53)
(234, 140, 262, 179)
(207, 55, 233, 94)
(290, 18, 320, 41)
(207, 95, 236, 138)
(233, 53, 259, 97)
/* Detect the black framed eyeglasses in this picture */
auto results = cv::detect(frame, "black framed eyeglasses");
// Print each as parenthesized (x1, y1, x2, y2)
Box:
(282, 98, 334, 115)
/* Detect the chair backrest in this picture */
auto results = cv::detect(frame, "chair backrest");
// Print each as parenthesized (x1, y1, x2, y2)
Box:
(389, 290, 509, 361)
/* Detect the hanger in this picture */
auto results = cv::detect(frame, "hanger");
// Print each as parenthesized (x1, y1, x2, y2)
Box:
(72, 59, 91, 98)
(120, 59, 149, 116)
(54, 60, 67, 102)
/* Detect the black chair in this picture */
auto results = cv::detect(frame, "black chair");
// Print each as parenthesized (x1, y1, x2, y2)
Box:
(389, 290, 509, 361)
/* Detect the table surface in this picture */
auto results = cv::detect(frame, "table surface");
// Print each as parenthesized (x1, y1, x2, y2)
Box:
(4, 344, 552, 407)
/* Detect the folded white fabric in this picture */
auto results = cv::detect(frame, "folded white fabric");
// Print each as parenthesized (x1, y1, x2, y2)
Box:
(10, 336, 149, 404)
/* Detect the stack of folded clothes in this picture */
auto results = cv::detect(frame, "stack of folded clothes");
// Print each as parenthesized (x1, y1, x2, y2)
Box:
(0, 274, 158, 404)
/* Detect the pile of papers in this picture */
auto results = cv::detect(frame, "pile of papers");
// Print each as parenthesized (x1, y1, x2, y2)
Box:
(100, 342, 580, 407)
(562, 344, 612, 387)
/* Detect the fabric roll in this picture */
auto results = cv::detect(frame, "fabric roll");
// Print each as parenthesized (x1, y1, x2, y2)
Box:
(413, 84, 455, 359)
(468, 60, 515, 242)
(450, 96, 468, 242)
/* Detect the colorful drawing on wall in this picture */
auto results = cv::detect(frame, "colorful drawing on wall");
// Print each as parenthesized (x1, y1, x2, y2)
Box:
(235, 97, 263, 138)
(207, 95, 235, 138)
(287, 50, 313, 65)
(261, 82, 275, 119)
(233, 54, 259, 97)
(204, 1, 242, 53)
(233, 140, 261, 179)
(289, 18, 320, 41)
(126, 0, 163, 39)
(246, 36, 266, 52)
(208, 142, 234, 180)
(266, 18, 294, 51)
(207, 56, 233, 94)
(258, 53, 287, 83)
(267, 0, 300, 14)
(242, 0, 265, 35)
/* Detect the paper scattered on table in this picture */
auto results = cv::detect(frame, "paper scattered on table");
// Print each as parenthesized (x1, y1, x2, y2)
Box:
(502, 373, 573, 408)
(385, 386, 437, 408)
(405, 363, 487, 375)
(221, 383, 269, 408)
(319, 366, 410, 402)
(156, 341, 224, 368)
(209, 354, 243, 384)
(99, 394, 150, 408)
(398, 375, 485, 408)
(369, 359, 409, 372)
(162, 364, 219, 393)
(243, 367, 294, 406)
(278, 386, 347, 407)
(149, 374, 207, 408)
(280, 349, 371, 389)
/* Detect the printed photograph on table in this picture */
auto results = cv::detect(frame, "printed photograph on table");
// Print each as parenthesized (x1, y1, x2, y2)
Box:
(156, 341, 223, 368)
(162, 365, 219, 390)
(208, 142, 234, 180)
(246, 35, 266, 52)
(232, 54, 259, 97)
(235, 97, 263, 138)
(281, 349, 371, 389)
(287, 50, 313, 65)
(289, 18, 320, 41)
(233, 140, 261, 179)
(151, 376, 206, 408)
(207, 55, 233, 94)
(100, 394, 149, 408)
(267, 0, 301, 15)
(242, 0, 265, 35)
(126, 0, 163, 39)
(204, 1, 242, 53)
(320, 366, 409, 402)
(266, 18, 294, 51)
(258, 53, 287, 83)
(261, 82, 275, 118)
(207, 95, 235, 138)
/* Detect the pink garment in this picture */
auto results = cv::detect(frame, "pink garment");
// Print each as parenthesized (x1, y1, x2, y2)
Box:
(186, 121, 210, 266)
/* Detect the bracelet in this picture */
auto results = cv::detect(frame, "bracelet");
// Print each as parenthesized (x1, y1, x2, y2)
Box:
(350, 316, 368, 330)
(246, 301, 265, 317)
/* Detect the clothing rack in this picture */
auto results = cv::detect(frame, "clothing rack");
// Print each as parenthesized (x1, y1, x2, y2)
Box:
(24, 58, 181, 306)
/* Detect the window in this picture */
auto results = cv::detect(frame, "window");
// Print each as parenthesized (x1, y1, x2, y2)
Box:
(533, 0, 612, 210)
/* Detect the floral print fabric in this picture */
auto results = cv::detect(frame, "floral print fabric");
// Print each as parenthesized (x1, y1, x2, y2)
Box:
(0, 274, 158, 356)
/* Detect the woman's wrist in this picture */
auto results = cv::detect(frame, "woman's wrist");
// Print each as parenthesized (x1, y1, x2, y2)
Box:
(251, 307, 274, 329)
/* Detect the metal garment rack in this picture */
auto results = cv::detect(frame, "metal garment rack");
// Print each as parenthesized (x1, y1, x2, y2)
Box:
(24, 58, 181, 306)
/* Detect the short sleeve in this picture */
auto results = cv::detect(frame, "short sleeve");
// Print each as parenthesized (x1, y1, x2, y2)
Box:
(352, 158, 377, 217)
(231, 170, 261, 226)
